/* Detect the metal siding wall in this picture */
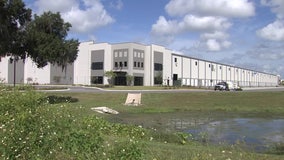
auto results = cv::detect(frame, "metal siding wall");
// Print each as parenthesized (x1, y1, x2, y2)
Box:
(24, 58, 50, 84)
(7, 59, 25, 84)
(50, 64, 74, 85)
(182, 58, 191, 86)
(0, 57, 9, 83)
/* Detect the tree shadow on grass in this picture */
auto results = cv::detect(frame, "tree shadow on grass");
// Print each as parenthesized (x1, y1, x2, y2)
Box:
(46, 95, 79, 104)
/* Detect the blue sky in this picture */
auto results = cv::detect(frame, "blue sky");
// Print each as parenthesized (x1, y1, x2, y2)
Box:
(23, 0, 284, 78)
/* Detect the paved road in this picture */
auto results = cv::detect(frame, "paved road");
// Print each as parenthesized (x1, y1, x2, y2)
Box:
(37, 85, 284, 93)
(242, 86, 284, 92)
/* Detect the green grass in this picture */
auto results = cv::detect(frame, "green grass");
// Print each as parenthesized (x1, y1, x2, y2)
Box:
(1, 87, 284, 159)
(42, 91, 284, 159)
(50, 91, 284, 116)
(89, 85, 203, 90)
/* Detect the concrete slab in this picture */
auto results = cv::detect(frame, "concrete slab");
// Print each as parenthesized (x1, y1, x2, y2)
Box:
(125, 93, 141, 106)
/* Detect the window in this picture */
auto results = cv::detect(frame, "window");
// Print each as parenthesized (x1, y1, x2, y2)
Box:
(115, 62, 118, 68)
(119, 52, 122, 57)
(91, 62, 103, 70)
(124, 61, 127, 67)
(154, 63, 163, 71)
(211, 65, 215, 71)
(124, 51, 127, 57)
(114, 52, 118, 57)
(134, 52, 137, 57)
(138, 62, 140, 67)
(209, 64, 211, 68)
(119, 62, 123, 67)
(220, 66, 222, 69)
(141, 53, 144, 58)
(141, 62, 144, 68)
(134, 61, 137, 67)
(91, 76, 103, 84)
(154, 77, 163, 85)
(174, 58, 177, 62)
(138, 52, 141, 58)
(195, 61, 198, 66)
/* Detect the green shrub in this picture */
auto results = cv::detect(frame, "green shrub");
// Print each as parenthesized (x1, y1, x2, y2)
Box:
(45, 95, 79, 104)
(0, 90, 144, 159)
(0, 84, 35, 91)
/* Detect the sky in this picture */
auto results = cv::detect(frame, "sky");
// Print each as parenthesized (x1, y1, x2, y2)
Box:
(23, 0, 284, 78)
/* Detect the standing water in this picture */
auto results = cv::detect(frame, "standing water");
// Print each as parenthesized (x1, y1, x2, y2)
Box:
(186, 118, 284, 152)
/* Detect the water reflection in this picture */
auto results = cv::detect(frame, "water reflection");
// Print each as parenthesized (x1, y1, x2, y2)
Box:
(184, 118, 284, 152)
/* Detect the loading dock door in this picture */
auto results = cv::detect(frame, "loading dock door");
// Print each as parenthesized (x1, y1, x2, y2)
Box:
(173, 74, 178, 81)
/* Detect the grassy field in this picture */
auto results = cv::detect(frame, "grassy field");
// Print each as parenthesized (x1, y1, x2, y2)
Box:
(51, 91, 284, 116)
(87, 85, 205, 90)
(46, 91, 284, 159)
(1, 86, 284, 159)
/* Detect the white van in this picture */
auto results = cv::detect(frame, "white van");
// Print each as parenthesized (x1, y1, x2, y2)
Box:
(214, 81, 240, 91)
(226, 82, 240, 91)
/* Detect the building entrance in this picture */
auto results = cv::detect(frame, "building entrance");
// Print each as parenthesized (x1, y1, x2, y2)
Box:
(114, 72, 127, 86)
(134, 77, 143, 86)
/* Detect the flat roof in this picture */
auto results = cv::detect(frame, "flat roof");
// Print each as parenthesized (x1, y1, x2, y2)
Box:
(172, 53, 277, 77)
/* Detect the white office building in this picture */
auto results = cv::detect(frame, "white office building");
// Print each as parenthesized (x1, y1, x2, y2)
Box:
(0, 41, 280, 87)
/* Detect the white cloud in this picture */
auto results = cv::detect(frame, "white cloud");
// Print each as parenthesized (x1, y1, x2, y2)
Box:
(201, 31, 229, 40)
(200, 31, 231, 51)
(205, 39, 231, 51)
(261, 0, 284, 19)
(34, 0, 77, 13)
(181, 15, 231, 32)
(258, 0, 284, 42)
(151, 15, 230, 36)
(247, 43, 284, 60)
(152, 0, 255, 51)
(151, 16, 179, 36)
(110, 0, 123, 10)
(257, 20, 284, 41)
(33, 0, 114, 34)
(206, 39, 221, 51)
(169, 38, 201, 52)
(165, 0, 255, 18)
(222, 40, 232, 48)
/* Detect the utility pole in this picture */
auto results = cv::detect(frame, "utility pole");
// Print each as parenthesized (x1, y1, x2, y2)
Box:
(14, 57, 16, 87)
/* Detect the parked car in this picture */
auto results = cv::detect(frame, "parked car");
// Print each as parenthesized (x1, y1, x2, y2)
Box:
(214, 82, 229, 91)
(214, 81, 241, 91)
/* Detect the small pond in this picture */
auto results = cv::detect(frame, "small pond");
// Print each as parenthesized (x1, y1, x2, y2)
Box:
(185, 118, 284, 152)
(108, 112, 284, 152)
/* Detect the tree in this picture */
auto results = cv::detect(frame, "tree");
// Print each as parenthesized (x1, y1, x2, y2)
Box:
(26, 11, 79, 69)
(126, 74, 134, 86)
(0, 1, 79, 87)
(104, 71, 117, 87)
(0, 0, 31, 86)
(0, 1, 79, 69)
(0, 0, 32, 57)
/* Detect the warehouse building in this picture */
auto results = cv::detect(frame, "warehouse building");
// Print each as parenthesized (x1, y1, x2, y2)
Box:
(0, 41, 280, 87)
(74, 41, 279, 87)
(0, 56, 73, 85)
